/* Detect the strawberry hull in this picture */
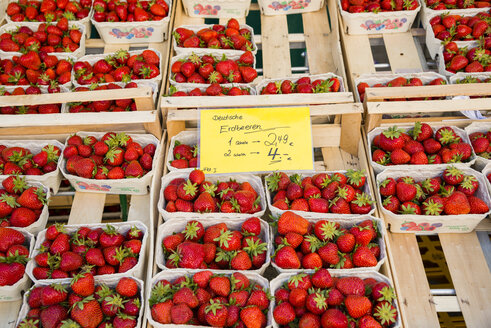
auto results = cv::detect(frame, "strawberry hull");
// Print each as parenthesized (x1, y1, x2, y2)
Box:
(0, 21, 87, 59)
(0, 178, 50, 234)
(15, 275, 145, 328)
(90, 0, 172, 44)
(0, 227, 35, 301)
(264, 171, 376, 219)
(271, 216, 387, 274)
(158, 172, 267, 220)
(26, 221, 149, 283)
(270, 271, 402, 328)
(172, 24, 258, 56)
(0, 139, 65, 193)
(155, 217, 272, 274)
(60, 132, 160, 195)
(376, 167, 491, 233)
(464, 121, 491, 170)
(368, 124, 476, 174)
(146, 269, 273, 328)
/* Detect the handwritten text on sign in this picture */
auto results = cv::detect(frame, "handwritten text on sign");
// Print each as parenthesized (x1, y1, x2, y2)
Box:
(199, 107, 314, 174)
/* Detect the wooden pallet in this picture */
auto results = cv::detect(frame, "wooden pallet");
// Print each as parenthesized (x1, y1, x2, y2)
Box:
(162, 0, 363, 156)
(338, 17, 491, 133)
(0, 128, 167, 328)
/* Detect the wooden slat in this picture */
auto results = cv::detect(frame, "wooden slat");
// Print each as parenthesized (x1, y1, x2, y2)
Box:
(367, 98, 491, 114)
(340, 113, 361, 155)
(388, 233, 440, 328)
(302, 6, 334, 74)
(104, 44, 129, 53)
(0, 87, 153, 107)
(382, 33, 423, 73)
(68, 192, 107, 224)
(433, 296, 461, 312)
(260, 15, 291, 78)
(439, 233, 491, 327)
(162, 92, 355, 108)
(366, 84, 491, 100)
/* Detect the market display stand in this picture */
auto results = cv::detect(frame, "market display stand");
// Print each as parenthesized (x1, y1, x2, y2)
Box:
(162, 0, 363, 157)
(340, 16, 491, 327)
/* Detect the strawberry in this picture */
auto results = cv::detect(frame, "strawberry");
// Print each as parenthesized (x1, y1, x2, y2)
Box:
(274, 245, 300, 269)
(277, 211, 309, 235)
(336, 277, 365, 296)
(353, 245, 378, 267)
(321, 309, 348, 328)
(273, 302, 295, 325)
(240, 306, 265, 328)
(71, 271, 94, 297)
(71, 297, 103, 328)
(116, 277, 138, 297)
(444, 191, 470, 214)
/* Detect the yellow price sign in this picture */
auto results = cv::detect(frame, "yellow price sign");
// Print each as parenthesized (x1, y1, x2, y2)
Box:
(199, 107, 314, 174)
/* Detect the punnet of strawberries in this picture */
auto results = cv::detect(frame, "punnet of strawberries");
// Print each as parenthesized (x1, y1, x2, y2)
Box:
(92, 0, 170, 22)
(170, 51, 257, 84)
(424, 0, 490, 10)
(0, 85, 64, 114)
(161, 217, 269, 271)
(16, 273, 142, 328)
(340, 0, 419, 13)
(429, 11, 490, 42)
(379, 166, 490, 215)
(0, 227, 31, 286)
(266, 171, 374, 215)
(469, 128, 491, 158)
(62, 132, 156, 180)
(260, 76, 342, 94)
(272, 212, 383, 270)
(68, 82, 153, 112)
(371, 123, 474, 166)
(73, 49, 160, 85)
(30, 222, 145, 280)
(357, 76, 447, 102)
(0, 20, 83, 55)
(169, 139, 198, 169)
(0, 143, 62, 175)
(442, 41, 491, 74)
(149, 271, 270, 327)
(162, 169, 263, 214)
(0, 176, 48, 228)
(7, 0, 92, 22)
(0, 52, 72, 86)
(169, 84, 253, 96)
(173, 18, 256, 52)
(272, 270, 399, 327)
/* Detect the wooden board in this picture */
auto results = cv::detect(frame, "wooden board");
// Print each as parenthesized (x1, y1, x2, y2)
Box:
(439, 233, 491, 327)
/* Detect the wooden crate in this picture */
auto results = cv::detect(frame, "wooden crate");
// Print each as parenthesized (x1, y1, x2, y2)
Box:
(0, 1, 177, 139)
(338, 18, 491, 132)
(162, 0, 363, 156)
(0, 130, 167, 328)
(362, 122, 491, 328)
(340, 15, 491, 327)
